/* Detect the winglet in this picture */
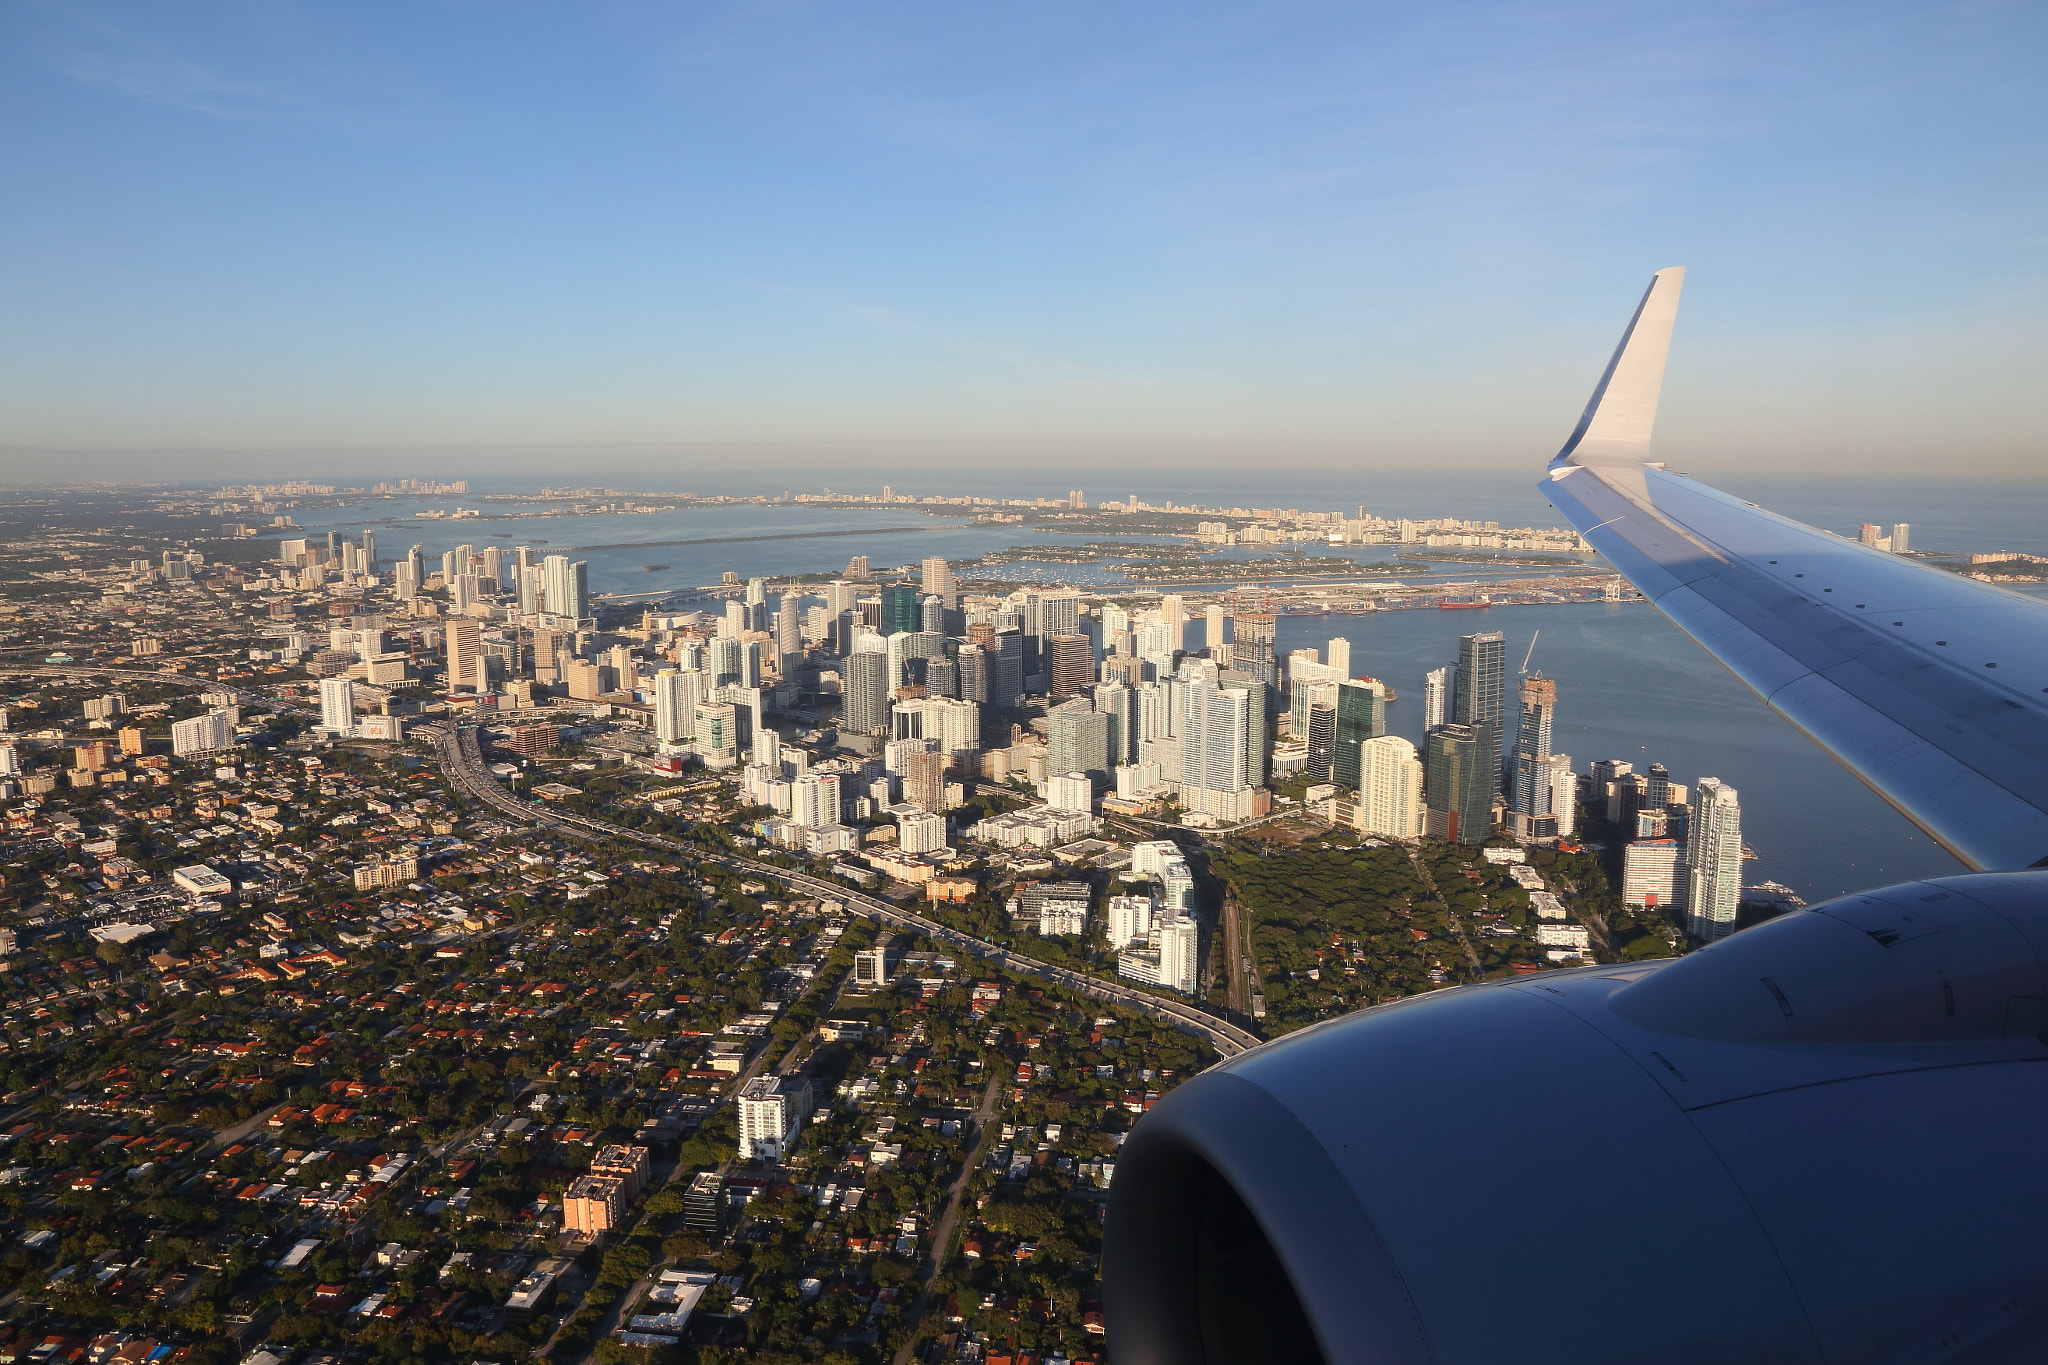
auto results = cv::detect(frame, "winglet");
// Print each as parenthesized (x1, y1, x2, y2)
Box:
(1553, 267, 1684, 479)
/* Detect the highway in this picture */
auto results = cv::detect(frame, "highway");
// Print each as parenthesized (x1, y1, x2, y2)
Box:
(420, 722, 1264, 1059)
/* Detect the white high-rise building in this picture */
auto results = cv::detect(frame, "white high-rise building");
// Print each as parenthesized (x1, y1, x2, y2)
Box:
(694, 701, 739, 768)
(792, 773, 841, 828)
(1180, 676, 1251, 817)
(1326, 636, 1352, 678)
(543, 554, 588, 621)
(170, 709, 234, 757)
(1686, 778, 1743, 943)
(1355, 735, 1423, 839)
(318, 678, 356, 737)
(0, 744, 18, 777)
(896, 808, 948, 854)
(1157, 918, 1199, 994)
(1204, 604, 1226, 655)
(1160, 595, 1186, 652)
(737, 1075, 812, 1162)
(1424, 665, 1453, 730)
(1546, 753, 1578, 837)
(1107, 893, 1156, 949)
(1045, 771, 1093, 814)
(653, 668, 703, 747)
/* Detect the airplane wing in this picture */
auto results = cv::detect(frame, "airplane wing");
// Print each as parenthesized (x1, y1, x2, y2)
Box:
(1542, 267, 2048, 873)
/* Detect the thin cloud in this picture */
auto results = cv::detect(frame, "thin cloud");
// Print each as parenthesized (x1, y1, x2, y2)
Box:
(33, 3, 418, 131)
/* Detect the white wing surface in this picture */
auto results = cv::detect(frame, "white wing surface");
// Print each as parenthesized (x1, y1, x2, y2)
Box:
(1543, 269, 2048, 872)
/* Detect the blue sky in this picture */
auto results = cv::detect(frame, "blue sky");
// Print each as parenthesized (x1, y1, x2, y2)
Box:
(1, 0, 2043, 482)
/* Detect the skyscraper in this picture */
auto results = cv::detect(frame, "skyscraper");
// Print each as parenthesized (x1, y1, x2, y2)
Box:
(1204, 604, 1227, 656)
(1891, 522, 1911, 553)
(1511, 676, 1558, 820)
(1160, 595, 1186, 652)
(653, 669, 703, 747)
(1093, 681, 1135, 766)
(318, 677, 356, 737)
(844, 650, 890, 735)
(1181, 676, 1251, 818)
(1326, 636, 1351, 678)
(922, 555, 957, 609)
(1425, 723, 1490, 845)
(1331, 679, 1388, 791)
(445, 619, 483, 694)
(957, 643, 987, 705)
(543, 555, 588, 621)
(1047, 634, 1095, 700)
(774, 595, 802, 677)
(1220, 676, 1270, 788)
(880, 584, 922, 636)
(1234, 612, 1277, 686)
(1424, 665, 1453, 730)
(1047, 702, 1112, 786)
(1357, 735, 1423, 839)
(1453, 631, 1507, 791)
(1686, 778, 1743, 942)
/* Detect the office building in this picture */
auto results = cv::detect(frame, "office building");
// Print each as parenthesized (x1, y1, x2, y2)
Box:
(682, 1171, 724, 1236)
(880, 584, 922, 636)
(1511, 676, 1557, 821)
(737, 1075, 814, 1162)
(1686, 778, 1743, 942)
(1234, 612, 1277, 686)
(318, 678, 356, 737)
(1047, 634, 1095, 700)
(1356, 735, 1423, 838)
(1453, 631, 1507, 790)
(922, 555, 957, 608)
(445, 619, 484, 693)
(844, 649, 890, 735)
(1331, 679, 1388, 790)
(853, 933, 898, 985)
(694, 701, 739, 768)
(1424, 723, 1490, 845)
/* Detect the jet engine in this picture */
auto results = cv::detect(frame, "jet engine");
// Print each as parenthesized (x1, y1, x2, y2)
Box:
(1103, 871, 2048, 1364)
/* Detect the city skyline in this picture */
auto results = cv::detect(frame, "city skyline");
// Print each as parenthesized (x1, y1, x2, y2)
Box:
(3, 2, 2044, 479)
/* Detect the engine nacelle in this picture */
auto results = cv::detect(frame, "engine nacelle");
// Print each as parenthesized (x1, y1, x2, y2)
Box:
(1104, 871, 2048, 1363)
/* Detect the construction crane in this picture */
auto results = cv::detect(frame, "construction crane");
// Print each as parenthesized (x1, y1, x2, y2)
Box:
(1519, 630, 1540, 674)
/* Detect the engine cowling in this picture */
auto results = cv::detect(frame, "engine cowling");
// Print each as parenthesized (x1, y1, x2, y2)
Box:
(1103, 871, 2048, 1364)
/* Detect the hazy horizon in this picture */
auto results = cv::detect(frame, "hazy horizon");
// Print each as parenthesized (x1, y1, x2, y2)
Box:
(3, 1, 2043, 479)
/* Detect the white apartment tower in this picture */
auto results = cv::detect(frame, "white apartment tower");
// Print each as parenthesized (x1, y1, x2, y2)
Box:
(1686, 778, 1743, 943)
(318, 677, 356, 737)
(737, 1075, 813, 1162)
(1356, 735, 1423, 839)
